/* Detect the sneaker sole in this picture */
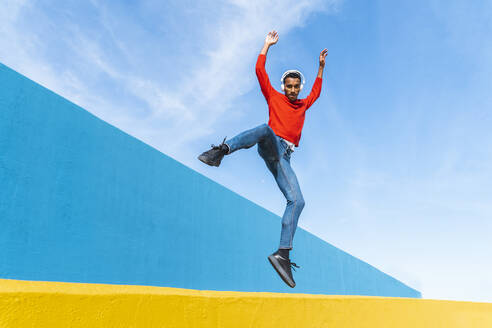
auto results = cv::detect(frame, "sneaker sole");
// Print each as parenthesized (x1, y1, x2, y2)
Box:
(268, 255, 295, 288)
(198, 155, 219, 167)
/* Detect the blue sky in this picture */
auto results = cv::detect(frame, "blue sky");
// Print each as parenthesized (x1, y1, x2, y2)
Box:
(1, 0, 491, 302)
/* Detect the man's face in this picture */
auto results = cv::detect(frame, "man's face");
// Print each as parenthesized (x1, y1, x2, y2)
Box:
(284, 77, 301, 102)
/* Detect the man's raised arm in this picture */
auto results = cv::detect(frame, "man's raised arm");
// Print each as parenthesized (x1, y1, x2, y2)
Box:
(317, 48, 328, 79)
(305, 48, 328, 108)
(256, 31, 279, 100)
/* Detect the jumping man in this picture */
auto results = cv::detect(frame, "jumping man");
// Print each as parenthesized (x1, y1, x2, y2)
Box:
(198, 30, 327, 288)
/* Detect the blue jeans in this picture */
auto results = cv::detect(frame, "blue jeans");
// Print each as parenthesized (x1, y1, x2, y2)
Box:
(225, 124, 305, 250)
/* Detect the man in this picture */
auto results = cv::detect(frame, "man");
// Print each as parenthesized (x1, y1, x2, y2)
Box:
(198, 30, 327, 288)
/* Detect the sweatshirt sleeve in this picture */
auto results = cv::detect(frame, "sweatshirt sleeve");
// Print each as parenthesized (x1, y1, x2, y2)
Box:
(304, 77, 323, 109)
(255, 54, 275, 101)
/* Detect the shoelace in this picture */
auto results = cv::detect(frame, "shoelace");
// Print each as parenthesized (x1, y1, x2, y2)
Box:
(290, 261, 300, 272)
(210, 137, 227, 149)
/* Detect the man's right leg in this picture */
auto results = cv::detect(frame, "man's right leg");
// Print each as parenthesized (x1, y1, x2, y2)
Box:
(198, 123, 278, 167)
(225, 123, 278, 155)
(198, 124, 278, 166)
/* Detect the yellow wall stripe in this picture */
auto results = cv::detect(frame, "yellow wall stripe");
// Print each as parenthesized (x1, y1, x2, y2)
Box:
(1, 279, 491, 327)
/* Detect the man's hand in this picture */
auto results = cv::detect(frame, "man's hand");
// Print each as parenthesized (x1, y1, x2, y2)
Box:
(260, 30, 279, 55)
(319, 48, 328, 67)
(265, 30, 279, 46)
(317, 48, 328, 78)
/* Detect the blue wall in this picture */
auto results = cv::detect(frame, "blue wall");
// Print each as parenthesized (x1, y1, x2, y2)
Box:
(0, 63, 420, 297)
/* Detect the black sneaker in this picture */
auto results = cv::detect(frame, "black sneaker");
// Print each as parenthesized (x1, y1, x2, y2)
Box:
(198, 137, 229, 167)
(268, 251, 300, 288)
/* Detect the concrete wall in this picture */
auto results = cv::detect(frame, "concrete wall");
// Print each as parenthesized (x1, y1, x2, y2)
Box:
(0, 63, 420, 297)
(2, 279, 492, 327)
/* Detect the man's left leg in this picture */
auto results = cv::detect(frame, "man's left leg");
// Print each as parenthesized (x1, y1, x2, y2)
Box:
(260, 142, 305, 287)
(276, 158, 305, 251)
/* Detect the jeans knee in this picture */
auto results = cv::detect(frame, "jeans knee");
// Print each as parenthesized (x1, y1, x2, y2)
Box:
(288, 196, 305, 210)
(297, 197, 305, 210)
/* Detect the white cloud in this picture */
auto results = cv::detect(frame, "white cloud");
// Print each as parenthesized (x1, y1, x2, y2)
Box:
(0, 0, 342, 158)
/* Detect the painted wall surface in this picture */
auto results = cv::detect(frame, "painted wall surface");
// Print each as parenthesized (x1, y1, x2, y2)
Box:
(0, 63, 420, 297)
(3, 279, 491, 327)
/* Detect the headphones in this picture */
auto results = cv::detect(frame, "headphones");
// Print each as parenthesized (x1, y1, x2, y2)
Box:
(280, 70, 305, 91)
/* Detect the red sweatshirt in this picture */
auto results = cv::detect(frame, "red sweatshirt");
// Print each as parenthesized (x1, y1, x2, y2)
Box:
(256, 54, 322, 147)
